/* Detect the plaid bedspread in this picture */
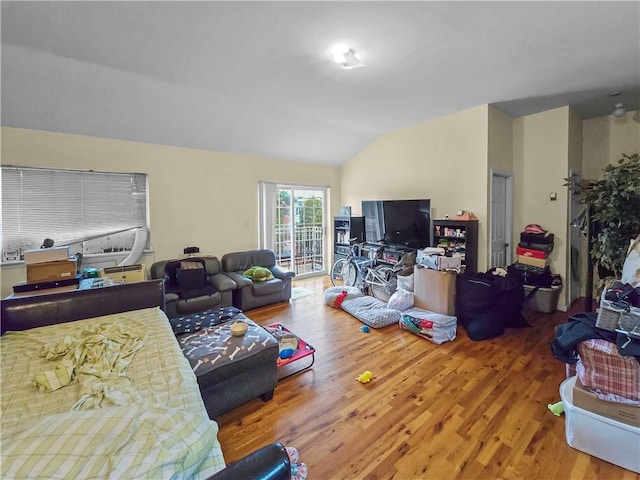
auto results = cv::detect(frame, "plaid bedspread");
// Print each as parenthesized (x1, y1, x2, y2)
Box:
(1, 307, 226, 479)
(577, 338, 640, 403)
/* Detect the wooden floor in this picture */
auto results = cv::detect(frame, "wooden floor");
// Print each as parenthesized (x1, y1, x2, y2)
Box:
(216, 276, 639, 480)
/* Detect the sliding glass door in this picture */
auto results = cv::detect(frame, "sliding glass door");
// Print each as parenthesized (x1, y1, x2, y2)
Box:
(260, 183, 327, 277)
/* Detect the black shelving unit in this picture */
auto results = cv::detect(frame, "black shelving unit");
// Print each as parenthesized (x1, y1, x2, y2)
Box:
(333, 216, 364, 263)
(432, 219, 479, 273)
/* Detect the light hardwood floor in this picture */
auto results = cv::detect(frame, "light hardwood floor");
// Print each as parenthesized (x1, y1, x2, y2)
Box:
(216, 276, 639, 480)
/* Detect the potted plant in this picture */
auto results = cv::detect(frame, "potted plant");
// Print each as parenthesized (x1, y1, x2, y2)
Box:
(566, 153, 640, 293)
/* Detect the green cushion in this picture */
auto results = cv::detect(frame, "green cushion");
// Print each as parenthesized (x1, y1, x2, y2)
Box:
(242, 266, 274, 282)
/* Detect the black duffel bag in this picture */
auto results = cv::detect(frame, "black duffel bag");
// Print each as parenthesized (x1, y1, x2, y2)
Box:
(488, 267, 528, 328)
(455, 272, 495, 329)
(456, 269, 529, 341)
(520, 232, 554, 245)
(507, 262, 554, 288)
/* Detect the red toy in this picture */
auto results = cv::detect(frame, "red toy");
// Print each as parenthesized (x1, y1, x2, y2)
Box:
(334, 290, 348, 308)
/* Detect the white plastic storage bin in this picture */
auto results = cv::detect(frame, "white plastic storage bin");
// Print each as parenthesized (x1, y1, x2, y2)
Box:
(523, 285, 561, 313)
(560, 377, 640, 473)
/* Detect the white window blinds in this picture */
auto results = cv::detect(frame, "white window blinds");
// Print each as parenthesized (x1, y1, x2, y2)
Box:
(1, 167, 147, 261)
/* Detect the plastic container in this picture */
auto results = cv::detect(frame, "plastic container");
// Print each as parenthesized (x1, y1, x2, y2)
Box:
(560, 377, 640, 473)
(523, 285, 561, 313)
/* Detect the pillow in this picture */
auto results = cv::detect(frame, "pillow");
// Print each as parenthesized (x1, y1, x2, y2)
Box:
(341, 296, 402, 328)
(387, 289, 414, 311)
(242, 266, 274, 281)
(324, 286, 364, 308)
(397, 273, 414, 292)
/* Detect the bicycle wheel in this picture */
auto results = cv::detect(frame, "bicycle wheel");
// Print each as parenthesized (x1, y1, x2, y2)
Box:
(330, 259, 358, 287)
(370, 265, 397, 302)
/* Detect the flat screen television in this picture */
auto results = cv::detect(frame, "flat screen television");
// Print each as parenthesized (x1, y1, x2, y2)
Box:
(361, 199, 432, 249)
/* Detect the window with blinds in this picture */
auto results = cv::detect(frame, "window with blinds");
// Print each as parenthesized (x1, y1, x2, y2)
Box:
(1, 166, 148, 262)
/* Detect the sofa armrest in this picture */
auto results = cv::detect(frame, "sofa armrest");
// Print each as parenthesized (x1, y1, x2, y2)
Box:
(206, 442, 291, 480)
(270, 266, 295, 280)
(210, 273, 237, 292)
(224, 271, 253, 288)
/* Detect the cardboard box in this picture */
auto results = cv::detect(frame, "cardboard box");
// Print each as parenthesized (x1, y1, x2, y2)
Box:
(517, 255, 549, 268)
(413, 265, 456, 316)
(23, 246, 70, 264)
(572, 377, 640, 427)
(560, 377, 640, 473)
(515, 246, 548, 259)
(416, 251, 462, 271)
(26, 259, 77, 283)
(99, 264, 146, 283)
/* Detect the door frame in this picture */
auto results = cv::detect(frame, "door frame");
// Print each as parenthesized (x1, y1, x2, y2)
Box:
(567, 169, 583, 308)
(489, 169, 514, 268)
(259, 181, 328, 278)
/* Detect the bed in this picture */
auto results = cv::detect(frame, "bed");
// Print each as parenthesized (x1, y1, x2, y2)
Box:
(1, 280, 290, 480)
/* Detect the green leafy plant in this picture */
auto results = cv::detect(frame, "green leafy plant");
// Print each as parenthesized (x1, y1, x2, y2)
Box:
(565, 153, 640, 290)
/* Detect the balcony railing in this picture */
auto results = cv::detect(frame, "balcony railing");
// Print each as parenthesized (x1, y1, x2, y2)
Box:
(274, 224, 323, 275)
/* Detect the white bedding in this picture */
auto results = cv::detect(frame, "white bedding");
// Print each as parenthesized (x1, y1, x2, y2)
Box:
(1, 307, 226, 479)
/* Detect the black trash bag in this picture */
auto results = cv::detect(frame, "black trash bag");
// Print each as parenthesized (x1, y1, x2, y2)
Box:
(487, 267, 529, 328)
(456, 272, 505, 340)
(456, 269, 529, 341)
(465, 312, 505, 341)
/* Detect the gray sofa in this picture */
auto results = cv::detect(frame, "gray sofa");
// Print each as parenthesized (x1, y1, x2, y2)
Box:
(221, 249, 295, 311)
(150, 256, 236, 319)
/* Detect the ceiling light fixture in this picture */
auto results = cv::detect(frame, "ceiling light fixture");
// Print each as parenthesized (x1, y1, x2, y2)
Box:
(612, 102, 626, 117)
(330, 44, 364, 69)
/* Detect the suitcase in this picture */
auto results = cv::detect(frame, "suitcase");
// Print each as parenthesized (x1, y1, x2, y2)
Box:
(520, 232, 554, 245)
(508, 262, 554, 288)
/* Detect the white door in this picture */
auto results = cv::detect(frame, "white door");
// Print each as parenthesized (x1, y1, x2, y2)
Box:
(259, 182, 327, 277)
(490, 170, 514, 268)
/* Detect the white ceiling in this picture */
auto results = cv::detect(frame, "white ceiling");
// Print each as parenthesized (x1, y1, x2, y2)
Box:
(2, 1, 639, 166)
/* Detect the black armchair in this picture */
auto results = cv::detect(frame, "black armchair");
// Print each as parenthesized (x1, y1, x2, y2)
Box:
(150, 256, 236, 319)
(221, 249, 295, 311)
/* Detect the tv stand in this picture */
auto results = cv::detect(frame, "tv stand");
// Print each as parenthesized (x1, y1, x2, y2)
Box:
(359, 243, 415, 265)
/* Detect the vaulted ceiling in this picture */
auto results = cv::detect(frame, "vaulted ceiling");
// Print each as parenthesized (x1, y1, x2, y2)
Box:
(2, 1, 639, 166)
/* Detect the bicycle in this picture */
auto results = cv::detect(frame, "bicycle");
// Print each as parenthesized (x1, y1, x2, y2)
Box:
(329, 238, 397, 301)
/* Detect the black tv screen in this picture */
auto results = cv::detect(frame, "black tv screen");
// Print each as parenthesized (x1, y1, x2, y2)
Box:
(361, 199, 431, 249)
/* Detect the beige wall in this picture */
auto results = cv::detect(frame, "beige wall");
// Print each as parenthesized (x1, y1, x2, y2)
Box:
(513, 107, 571, 309)
(1, 127, 341, 297)
(583, 110, 640, 179)
(488, 106, 514, 173)
(341, 105, 490, 269)
(3, 109, 637, 302)
(487, 106, 515, 265)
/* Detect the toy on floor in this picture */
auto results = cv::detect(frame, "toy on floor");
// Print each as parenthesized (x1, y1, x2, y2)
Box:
(548, 401, 564, 416)
(265, 325, 299, 360)
(360, 325, 370, 333)
(356, 370, 373, 383)
(335, 290, 348, 307)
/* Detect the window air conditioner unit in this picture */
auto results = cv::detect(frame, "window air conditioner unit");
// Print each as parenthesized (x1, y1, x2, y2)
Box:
(99, 264, 146, 283)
